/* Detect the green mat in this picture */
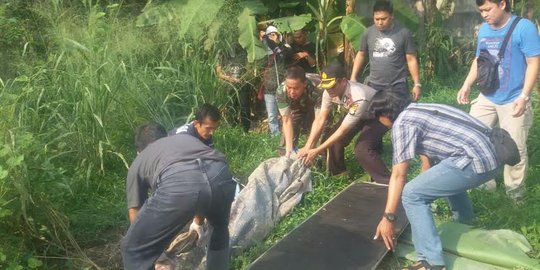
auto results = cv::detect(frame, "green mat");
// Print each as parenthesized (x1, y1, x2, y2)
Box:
(396, 222, 540, 270)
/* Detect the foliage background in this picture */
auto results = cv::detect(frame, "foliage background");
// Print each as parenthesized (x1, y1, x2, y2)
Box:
(0, 0, 539, 269)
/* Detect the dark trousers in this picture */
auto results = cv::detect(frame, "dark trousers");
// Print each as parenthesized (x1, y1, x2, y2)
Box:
(232, 84, 252, 132)
(322, 118, 390, 183)
(239, 84, 252, 132)
(121, 159, 236, 270)
(324, 81, 410, 183)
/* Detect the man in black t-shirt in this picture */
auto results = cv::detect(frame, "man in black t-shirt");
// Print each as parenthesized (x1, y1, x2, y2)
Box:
(290, 29, 317, 73)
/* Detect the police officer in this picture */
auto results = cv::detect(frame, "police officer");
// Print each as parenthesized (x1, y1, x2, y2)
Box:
(297, 63, 380, 178)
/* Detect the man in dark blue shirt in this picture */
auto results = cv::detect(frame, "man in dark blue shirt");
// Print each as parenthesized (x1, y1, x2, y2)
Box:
(123, 122, 235, 270)
(169, 104, 221, 148)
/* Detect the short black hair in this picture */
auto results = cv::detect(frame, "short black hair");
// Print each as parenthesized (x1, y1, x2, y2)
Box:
(373, 0, 393, 14)
(134, 122, 167, 152)
(369, 89, 411, 122)
(476, 0, 510, 12)
(285, 66, 307, 82)
(195, 103, 221, 123)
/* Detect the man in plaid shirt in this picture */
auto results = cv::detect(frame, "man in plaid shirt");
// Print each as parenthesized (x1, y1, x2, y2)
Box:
(371, 91, 501, 270)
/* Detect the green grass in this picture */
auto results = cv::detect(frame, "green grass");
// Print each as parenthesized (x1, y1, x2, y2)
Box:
(1, 1, 539, 269)
(225, 73, 540, 270)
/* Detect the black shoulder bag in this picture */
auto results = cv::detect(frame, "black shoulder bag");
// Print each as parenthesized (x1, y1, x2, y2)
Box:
(476, 17, 521, 95)
(407, 107, 520, 166)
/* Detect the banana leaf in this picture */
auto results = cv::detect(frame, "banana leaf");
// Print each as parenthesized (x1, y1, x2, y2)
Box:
(136, 0, 225, 42)
(239, 0, 269, 14)
(260, 0, 278, 13)
(203, 20, 224, 51)
(237, 7, 267, 63)
(279, 2, 301, 8)
(262, 14, 313, 34)
(340, 14, 367, 51)
(396, 242, 506, 270)
(396, 222, 540, 270)
(136, 3, 176, 27)
(176, 0, 225, 41)
(392, 0, 419, 32)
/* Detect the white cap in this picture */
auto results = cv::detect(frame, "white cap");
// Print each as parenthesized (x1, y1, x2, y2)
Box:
(265, 26, 279, 36)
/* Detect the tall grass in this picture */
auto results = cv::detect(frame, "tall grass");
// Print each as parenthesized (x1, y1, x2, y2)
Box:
(0, 1, 238, 267)
(1, 1, 539, 269)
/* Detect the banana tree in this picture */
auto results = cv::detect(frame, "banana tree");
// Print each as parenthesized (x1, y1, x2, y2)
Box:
(307, 0, 339, 67)
(307, 0, 368, 69)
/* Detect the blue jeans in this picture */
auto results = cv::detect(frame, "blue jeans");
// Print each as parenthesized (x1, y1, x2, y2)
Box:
(401, 159, 500, 266)
(264, 93, 280, 135)
(121, 159, 236, 270)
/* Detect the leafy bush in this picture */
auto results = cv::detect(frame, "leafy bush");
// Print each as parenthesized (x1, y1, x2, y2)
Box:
(0, 0, 242, 267)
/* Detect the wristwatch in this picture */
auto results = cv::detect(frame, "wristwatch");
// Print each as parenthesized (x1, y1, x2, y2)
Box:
(519, 93, 530, 101)
(414, 83, 422, 88)
(383, 212, 397, 223)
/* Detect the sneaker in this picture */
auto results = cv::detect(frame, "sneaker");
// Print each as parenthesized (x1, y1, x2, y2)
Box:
(401, 260, 446, 270)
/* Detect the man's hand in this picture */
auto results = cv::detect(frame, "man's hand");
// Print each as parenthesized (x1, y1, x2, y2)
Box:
(457, 85, 472, 104)
(155, 259, 175, 270)
(293, 51, 309, 61)
(512, 96, 528, 117)
(411, 85, 421, 101)
(374, 218, 396, 250)
(297, 146, 310, 159)
(298, 148, 320, 166)
(297, 146, 319, 165)
(189, 219, 209, 247)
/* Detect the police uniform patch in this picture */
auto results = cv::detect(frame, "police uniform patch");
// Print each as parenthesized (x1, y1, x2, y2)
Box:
(348, 103, 359, 115)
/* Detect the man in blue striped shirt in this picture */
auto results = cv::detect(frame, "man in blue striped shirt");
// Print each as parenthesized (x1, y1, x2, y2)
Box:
(371, 91, 501, 270)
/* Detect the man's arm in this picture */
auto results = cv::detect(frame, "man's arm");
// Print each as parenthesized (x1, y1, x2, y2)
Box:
(300, 120, 351, 165)
(374, 161, 409, 250)
(406, 53, 421, 101)
(282, 111, 295, 156)
(297, 107, 330, 158)
(216, 65, 240, 84)
(350, 51, 366, 82)
(128, 207, 140, 224)
(513, 55, 540, 117)
(457, 58, 478, 104)
(420, 155, 431, 172)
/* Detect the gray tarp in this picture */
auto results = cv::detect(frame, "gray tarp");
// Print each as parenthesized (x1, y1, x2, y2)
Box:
(172, 157, 312, 269)
(229, 157, 312, 252)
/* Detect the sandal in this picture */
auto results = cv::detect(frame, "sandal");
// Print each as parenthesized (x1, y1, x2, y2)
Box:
(401, 260, 446, 270)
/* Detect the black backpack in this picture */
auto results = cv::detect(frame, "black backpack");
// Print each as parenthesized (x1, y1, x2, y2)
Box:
(476, 17, 521, 95)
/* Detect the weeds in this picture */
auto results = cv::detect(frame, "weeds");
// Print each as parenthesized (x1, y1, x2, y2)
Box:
(0, 1, 539, 269)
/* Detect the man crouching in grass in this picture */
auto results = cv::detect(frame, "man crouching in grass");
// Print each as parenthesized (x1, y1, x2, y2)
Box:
(121, 122, 236, 270)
